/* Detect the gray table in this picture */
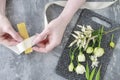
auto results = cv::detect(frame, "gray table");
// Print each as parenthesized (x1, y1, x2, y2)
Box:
(0, 0, 120, 80)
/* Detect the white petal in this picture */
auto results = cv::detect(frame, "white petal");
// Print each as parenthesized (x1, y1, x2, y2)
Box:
(77, 40, 81, 47)
(87, 25, 93, 31)
(74, 31, 81, 36)
(69, 40, 77, 47)
(77, 25, 83, 28)
(72, 34, 78, 39)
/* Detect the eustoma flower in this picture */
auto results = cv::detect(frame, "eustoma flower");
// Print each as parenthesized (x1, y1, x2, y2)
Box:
(75, 63, 86, 74)
(90, 55, 99, 68)
(68, 62, 74, 72)
(78, 52, 86, 62)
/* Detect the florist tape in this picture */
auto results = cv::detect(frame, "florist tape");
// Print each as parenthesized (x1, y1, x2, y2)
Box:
(6, 0, 117, 55)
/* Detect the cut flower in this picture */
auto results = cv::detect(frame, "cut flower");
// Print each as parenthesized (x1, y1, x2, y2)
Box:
(90, 55, 99, 68)
(78, 52, 86, 62)
(93, 47, 105, 57)
(75, 63, 86, 74)
(68, 62, 74, 72)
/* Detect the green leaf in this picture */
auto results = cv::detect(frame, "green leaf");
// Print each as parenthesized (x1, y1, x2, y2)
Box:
(69, 47, 72, 60)
(71, 47, 78, 60)
(92, 30, 99, 36)
(95, 66, 101, 80)
(89, 68, 96, 80)
(85, 63, 90, 80)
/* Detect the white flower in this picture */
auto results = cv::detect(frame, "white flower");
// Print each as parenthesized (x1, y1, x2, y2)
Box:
(86, 25, 93, 31)
(77, 25, 93, 38)
(93, 47, 105, 57)
(75, 64, 86, 74)
(90, 55, 97, 61)
(69, 31, 86, 48)
(68, 62, 74, 72)
(91, 61, 99, 68)
(78, 52, 86, 62)
(90, 55, 99, 68)
(69, 25, 94, 48)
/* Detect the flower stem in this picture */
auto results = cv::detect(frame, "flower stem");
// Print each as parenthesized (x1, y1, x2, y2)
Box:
(98, 26, 104, 47)
(104, 27, 120, 35)
(111, 34, 114, 42)
(84, 35, 98, 50)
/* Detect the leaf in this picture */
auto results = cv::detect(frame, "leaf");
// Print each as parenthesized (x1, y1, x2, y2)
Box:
(69, 47, 72, 59)
(89, 68, 96, 80)
(85, 63, 90, 80)
(95, 66, 101, 80)
(92, 30, 99, 36)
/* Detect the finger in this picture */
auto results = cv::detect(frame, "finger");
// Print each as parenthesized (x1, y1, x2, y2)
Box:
(33, 40, 56, 53)
(7, 28, 23, 42)
(1, 38, 19, 46)
(37, 43, 45, 48)
(33, 28, 49, 44)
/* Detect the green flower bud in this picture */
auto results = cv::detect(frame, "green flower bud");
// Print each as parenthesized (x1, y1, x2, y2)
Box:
(110, 41, 115, 48)
(93, 47, 105, 57)
(86, 47, 93, 54)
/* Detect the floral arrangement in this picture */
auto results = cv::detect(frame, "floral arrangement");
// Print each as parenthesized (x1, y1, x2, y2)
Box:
(68, 25, 116, 80)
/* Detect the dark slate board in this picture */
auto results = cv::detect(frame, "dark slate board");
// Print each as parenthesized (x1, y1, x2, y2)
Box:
(56, 9, 120, 80)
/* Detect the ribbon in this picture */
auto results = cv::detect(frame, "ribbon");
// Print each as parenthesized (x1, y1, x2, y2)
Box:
(5, 0, 117, 55)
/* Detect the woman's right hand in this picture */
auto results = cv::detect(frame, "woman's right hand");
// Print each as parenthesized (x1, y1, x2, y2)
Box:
(0, 14, 23, 46)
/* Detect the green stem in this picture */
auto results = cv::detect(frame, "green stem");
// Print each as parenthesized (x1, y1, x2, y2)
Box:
(71, 47, 78, 60)
(98, 26, 104, 47)
(69, 47, 72, 60)
(111, 34, 114, 42)
(104, 27, 120, 35)
(92, 39, 96, 47)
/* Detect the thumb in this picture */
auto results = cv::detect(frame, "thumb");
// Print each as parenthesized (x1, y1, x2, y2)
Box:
(34, 28, 49, 44)
(7, 28, 23, 42)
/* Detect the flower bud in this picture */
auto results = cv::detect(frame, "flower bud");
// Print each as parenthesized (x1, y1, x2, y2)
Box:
(110, 41, 115, 48)
(78, 53, 86, 62)
(68, 62, 74, 72)
(93, 47, 104, 57)
(86, 47, 93, 54)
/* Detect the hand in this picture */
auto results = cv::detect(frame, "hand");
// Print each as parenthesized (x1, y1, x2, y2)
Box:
(0, 14, 23, 46)
(33, 17, 68, 53)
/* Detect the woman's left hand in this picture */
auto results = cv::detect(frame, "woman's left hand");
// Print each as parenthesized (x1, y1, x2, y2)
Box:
(33, 17, 68, 53)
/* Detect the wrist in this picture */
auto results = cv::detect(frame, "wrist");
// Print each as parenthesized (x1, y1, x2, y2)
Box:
(58, 13, 73, 26)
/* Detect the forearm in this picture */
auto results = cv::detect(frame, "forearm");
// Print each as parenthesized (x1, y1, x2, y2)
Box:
(59, 0, 86, 24)
(0, 0, 6, 15)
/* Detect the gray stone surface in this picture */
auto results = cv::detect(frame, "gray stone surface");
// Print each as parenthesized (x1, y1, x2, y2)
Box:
(0, 0, 120, 80)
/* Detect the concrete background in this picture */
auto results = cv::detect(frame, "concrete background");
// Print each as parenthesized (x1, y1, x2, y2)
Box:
(0, 0, 120, 80)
